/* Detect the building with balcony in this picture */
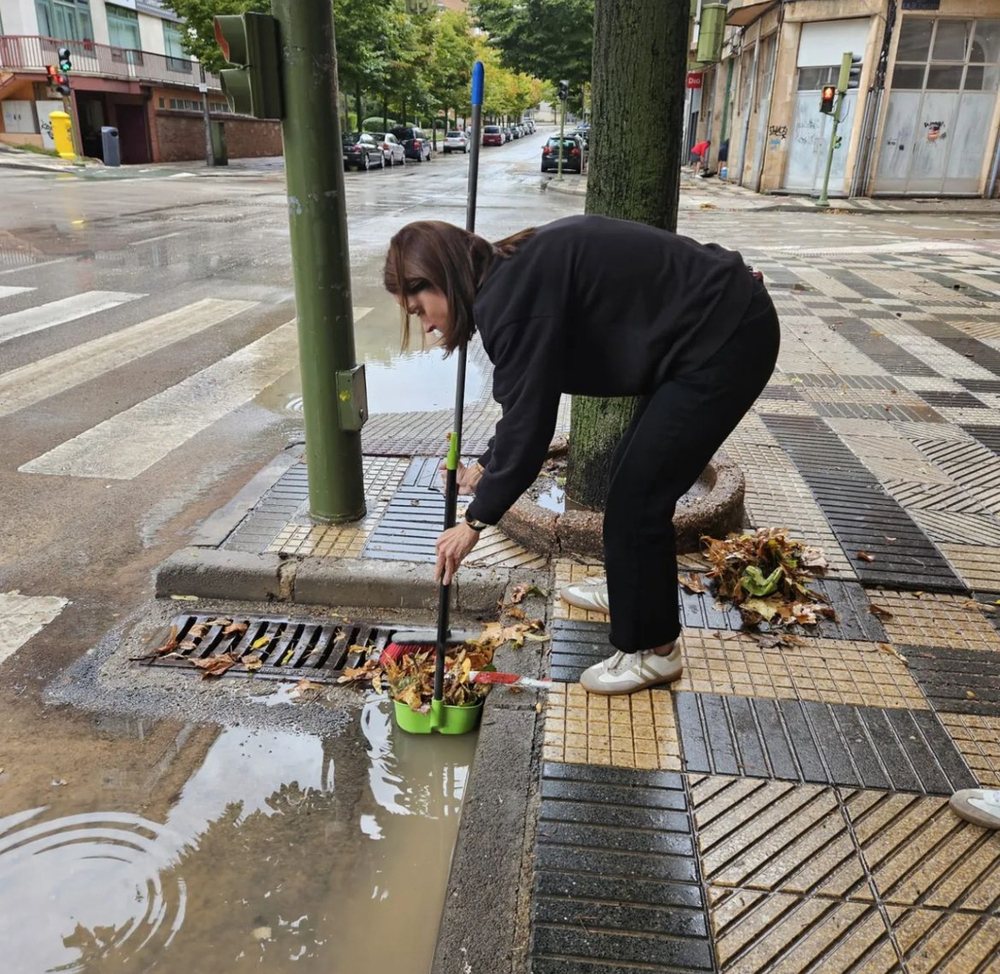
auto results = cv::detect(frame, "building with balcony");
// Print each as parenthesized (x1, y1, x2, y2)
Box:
(690, 0, 1000, 199)
(0, 0, 281, 163)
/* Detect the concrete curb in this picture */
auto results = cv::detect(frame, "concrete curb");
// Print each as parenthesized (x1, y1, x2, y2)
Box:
(155, 546, 510, 614)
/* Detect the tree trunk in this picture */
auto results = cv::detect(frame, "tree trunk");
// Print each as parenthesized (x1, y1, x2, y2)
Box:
(354, 82, 362, 136)
(402, 95, 407, 127)
(566, 0, 689, 511)
(382, 100, 388, 130)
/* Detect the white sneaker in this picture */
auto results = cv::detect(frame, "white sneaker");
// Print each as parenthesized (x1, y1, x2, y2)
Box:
(560, 577, 609, 614)
(579, 645, 682, 695)
(950, 788, 1000, 830)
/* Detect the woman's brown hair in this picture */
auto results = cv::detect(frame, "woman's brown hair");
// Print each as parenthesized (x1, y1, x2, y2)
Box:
(383, 221, 536, 353)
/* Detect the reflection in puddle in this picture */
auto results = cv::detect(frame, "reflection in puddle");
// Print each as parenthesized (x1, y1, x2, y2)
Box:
(0, 697, 474, 972)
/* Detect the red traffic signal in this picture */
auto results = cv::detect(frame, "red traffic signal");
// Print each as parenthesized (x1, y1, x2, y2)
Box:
(45, 64, 71, 96)
(819, 85, 836, 115)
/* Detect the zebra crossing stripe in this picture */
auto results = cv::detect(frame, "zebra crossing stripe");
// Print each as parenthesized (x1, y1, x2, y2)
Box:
(0, 591, 70, 668)
(0, 286, 35, 301)
(19, 322, 300, 480)
(0, 298, 257, 419)
(0, 291, 143, 344)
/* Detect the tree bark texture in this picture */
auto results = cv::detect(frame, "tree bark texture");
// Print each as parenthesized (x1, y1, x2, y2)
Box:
(566, 0, 689, 511)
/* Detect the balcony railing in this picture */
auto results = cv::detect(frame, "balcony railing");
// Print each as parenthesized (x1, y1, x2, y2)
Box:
(0, 34, 220, 90)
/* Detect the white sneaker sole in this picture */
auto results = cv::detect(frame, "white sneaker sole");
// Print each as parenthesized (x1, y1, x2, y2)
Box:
(950, 790, 1000, 830)
(579, 657, 683, 696)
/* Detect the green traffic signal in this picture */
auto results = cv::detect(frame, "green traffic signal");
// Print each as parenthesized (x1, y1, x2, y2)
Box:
(213, 12, 282, 119)
(58, 45, 72, 73)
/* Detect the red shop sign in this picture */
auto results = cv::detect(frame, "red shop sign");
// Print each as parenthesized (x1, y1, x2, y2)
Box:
(686, 72, 703, 89)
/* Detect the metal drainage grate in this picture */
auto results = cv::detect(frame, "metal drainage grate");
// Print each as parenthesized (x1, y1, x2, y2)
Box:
(135, 613, 391, 684)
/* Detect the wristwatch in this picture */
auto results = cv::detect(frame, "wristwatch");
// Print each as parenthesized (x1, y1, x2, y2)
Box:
(465, 514, 490, 532)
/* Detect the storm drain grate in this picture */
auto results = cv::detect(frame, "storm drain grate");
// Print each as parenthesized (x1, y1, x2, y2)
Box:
(135, 613, 390, 683)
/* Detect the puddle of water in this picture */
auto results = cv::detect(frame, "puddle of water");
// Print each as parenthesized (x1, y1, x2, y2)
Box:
(536, 483, 565, 513)
(0, 696, 474, 973)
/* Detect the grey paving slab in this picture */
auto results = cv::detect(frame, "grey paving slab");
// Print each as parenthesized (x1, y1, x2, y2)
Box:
(530, 762, 714, 974)
(905, 645, 1000, 717)
(673, 692, 977, 795)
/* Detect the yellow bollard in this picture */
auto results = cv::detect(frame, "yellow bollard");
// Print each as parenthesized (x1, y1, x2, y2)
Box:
(49, 111, 76, 161)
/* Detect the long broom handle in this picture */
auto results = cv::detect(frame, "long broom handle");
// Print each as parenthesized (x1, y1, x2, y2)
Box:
(434, 60, 485, 705)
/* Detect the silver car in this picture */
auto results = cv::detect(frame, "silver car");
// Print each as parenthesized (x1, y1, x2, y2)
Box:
(443, 130, 469, 154)
(372, 132, 406, 167)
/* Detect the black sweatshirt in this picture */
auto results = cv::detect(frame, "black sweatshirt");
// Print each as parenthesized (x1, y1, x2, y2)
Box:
(465, 214, 754, 525)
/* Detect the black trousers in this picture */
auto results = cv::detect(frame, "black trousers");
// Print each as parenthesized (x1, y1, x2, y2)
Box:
(604, 279, 780, 652)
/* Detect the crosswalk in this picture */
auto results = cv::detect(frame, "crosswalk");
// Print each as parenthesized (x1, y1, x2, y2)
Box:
(0, 281, 376, 482)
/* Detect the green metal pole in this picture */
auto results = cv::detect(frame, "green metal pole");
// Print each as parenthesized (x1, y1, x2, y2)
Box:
(817, 91, 844, 209)
(557, 96, 566, 180)
(271, 0, 366, 522)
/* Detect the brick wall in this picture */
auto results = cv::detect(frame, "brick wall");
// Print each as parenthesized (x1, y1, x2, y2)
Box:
(153, 111, 282, 162)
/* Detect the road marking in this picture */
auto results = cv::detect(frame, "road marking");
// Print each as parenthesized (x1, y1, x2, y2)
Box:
(0, 291, 144, 344)
(0, 591, 70, 668)
(130, 231, 185, 246)
(354, 307, 373, 321)
(0, 286, 35, 300)
(20, 322, 300, 479)
(0, 298, 257, 419)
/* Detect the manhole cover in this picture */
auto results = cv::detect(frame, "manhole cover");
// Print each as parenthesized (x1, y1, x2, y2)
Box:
(135, 613, 391, 684)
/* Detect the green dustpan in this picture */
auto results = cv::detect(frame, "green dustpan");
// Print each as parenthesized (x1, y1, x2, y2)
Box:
(393, 696, 484, 735)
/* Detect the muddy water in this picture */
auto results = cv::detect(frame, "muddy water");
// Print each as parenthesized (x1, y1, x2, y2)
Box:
(0, 697, 474, 974)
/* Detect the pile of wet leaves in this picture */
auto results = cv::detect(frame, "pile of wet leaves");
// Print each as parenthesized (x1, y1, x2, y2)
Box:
(697, 528, 832, 627)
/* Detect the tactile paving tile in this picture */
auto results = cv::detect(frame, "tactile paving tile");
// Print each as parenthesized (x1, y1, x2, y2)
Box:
(530, 763, 714, 974)
(543, 683, 681, 771)
(963, 423, 1000, 456)
(361, 401, 499, 456)
(677, 631, 927, 711)
(937, 713, 1000, 786)
(859, 455, 954, 485)
(939, 544, 1000, 593)
(908, 509, 1000, 547)
(842, 789, 1000, 912)
(674, 691, 976, 794)
(916, 390, 987, 409)
(910, 437, 1000, 514)
(904, 645, 1000, 717)
(551, 559, 608, 623)
(880, 479, 989, 515)
(707, 889, 902, 974)
(870, 591, 1000, 652)
(834, 321, 938, 376)
(763, 416, 964, 591)
(691, 776, 869, 899)
(882, 907, 1000, 974)
(788, 373, 897, 390)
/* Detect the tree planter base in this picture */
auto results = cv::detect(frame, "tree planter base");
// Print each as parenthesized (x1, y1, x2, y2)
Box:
(499, 451, 745, 560)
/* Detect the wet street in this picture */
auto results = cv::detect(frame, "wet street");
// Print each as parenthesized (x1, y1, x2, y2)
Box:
(3, 128, 1000, 973)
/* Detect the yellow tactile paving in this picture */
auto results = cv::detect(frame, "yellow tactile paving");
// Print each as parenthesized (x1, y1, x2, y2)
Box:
(940, 544, 1000, 594)
(466, 525, 549, 570)
(842, 789, 1000, 912)
(885, 907, 1000, 974)
(937, 713, 1000, 787)
(543, 683, 681, 771)
(708, 889, 899, 974)
(869, 591, 1000, 652)
(677, 631, 927, 710)
(551, 559, 608, 622)
(690, 776, 870, 900)
(267, 457, 407, 558)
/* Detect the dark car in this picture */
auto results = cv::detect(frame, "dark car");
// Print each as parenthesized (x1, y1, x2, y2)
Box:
(343, 133, 385, 171)
(569, 128, 589, 151)
(483, 124, 503, 147)
(390, 126, 432, 162)
(541, 135, 585, 173)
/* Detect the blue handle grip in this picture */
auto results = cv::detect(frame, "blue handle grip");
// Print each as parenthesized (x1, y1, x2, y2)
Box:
(471, 61, 484, 106)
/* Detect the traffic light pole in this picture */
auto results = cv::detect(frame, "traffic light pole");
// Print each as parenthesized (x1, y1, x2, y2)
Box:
(270, 0, 366, 522)
(816, 89, 844, 209)
(557, 96, 566, 181)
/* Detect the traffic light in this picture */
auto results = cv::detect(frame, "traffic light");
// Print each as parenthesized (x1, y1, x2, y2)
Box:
(839, 51, 862, 92)
(58, 46, 72, 73)
(558, 80, 569, 102)
(820, 85, 836, 115)
(45, 64, 71, 97)
(213, 12, 282, 119)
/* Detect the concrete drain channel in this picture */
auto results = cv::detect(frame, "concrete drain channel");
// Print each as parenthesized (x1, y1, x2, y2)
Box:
(136, 613, 391, 683)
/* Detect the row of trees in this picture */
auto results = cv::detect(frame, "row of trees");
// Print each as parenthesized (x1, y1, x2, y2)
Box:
(165, 0, 547, 135)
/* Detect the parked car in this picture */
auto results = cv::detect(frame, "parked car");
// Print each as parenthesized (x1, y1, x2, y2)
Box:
(343, 133, 385, 171)
(390, 125, 432, 162)
(512, 125, 522, 139)
(503, 127, 513, 143)
(483, 124, 503, 146)
(541, 135, 585, 173)
(444, 130, 469, 154)
(569, 128, 589, 151)
(371, 132, 406, 166)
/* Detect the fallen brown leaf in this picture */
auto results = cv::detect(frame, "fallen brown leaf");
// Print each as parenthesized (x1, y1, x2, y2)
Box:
(372, 672, 383, 695)
(869, 604, 894, 620)
(678, 572, 706, 594)
(877, 643, 908, 665)
(856, 551, 876, 562)
(292, 678, 324, 696)
(204, 618, 233, 627)
(223, 621, 249, 637)
(505, 606, 527, 620)
(966, 690, 977, 699)
(188, 623, 210, 640)
(191, 653, 239, 679)
(243, 654, 263, 672)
